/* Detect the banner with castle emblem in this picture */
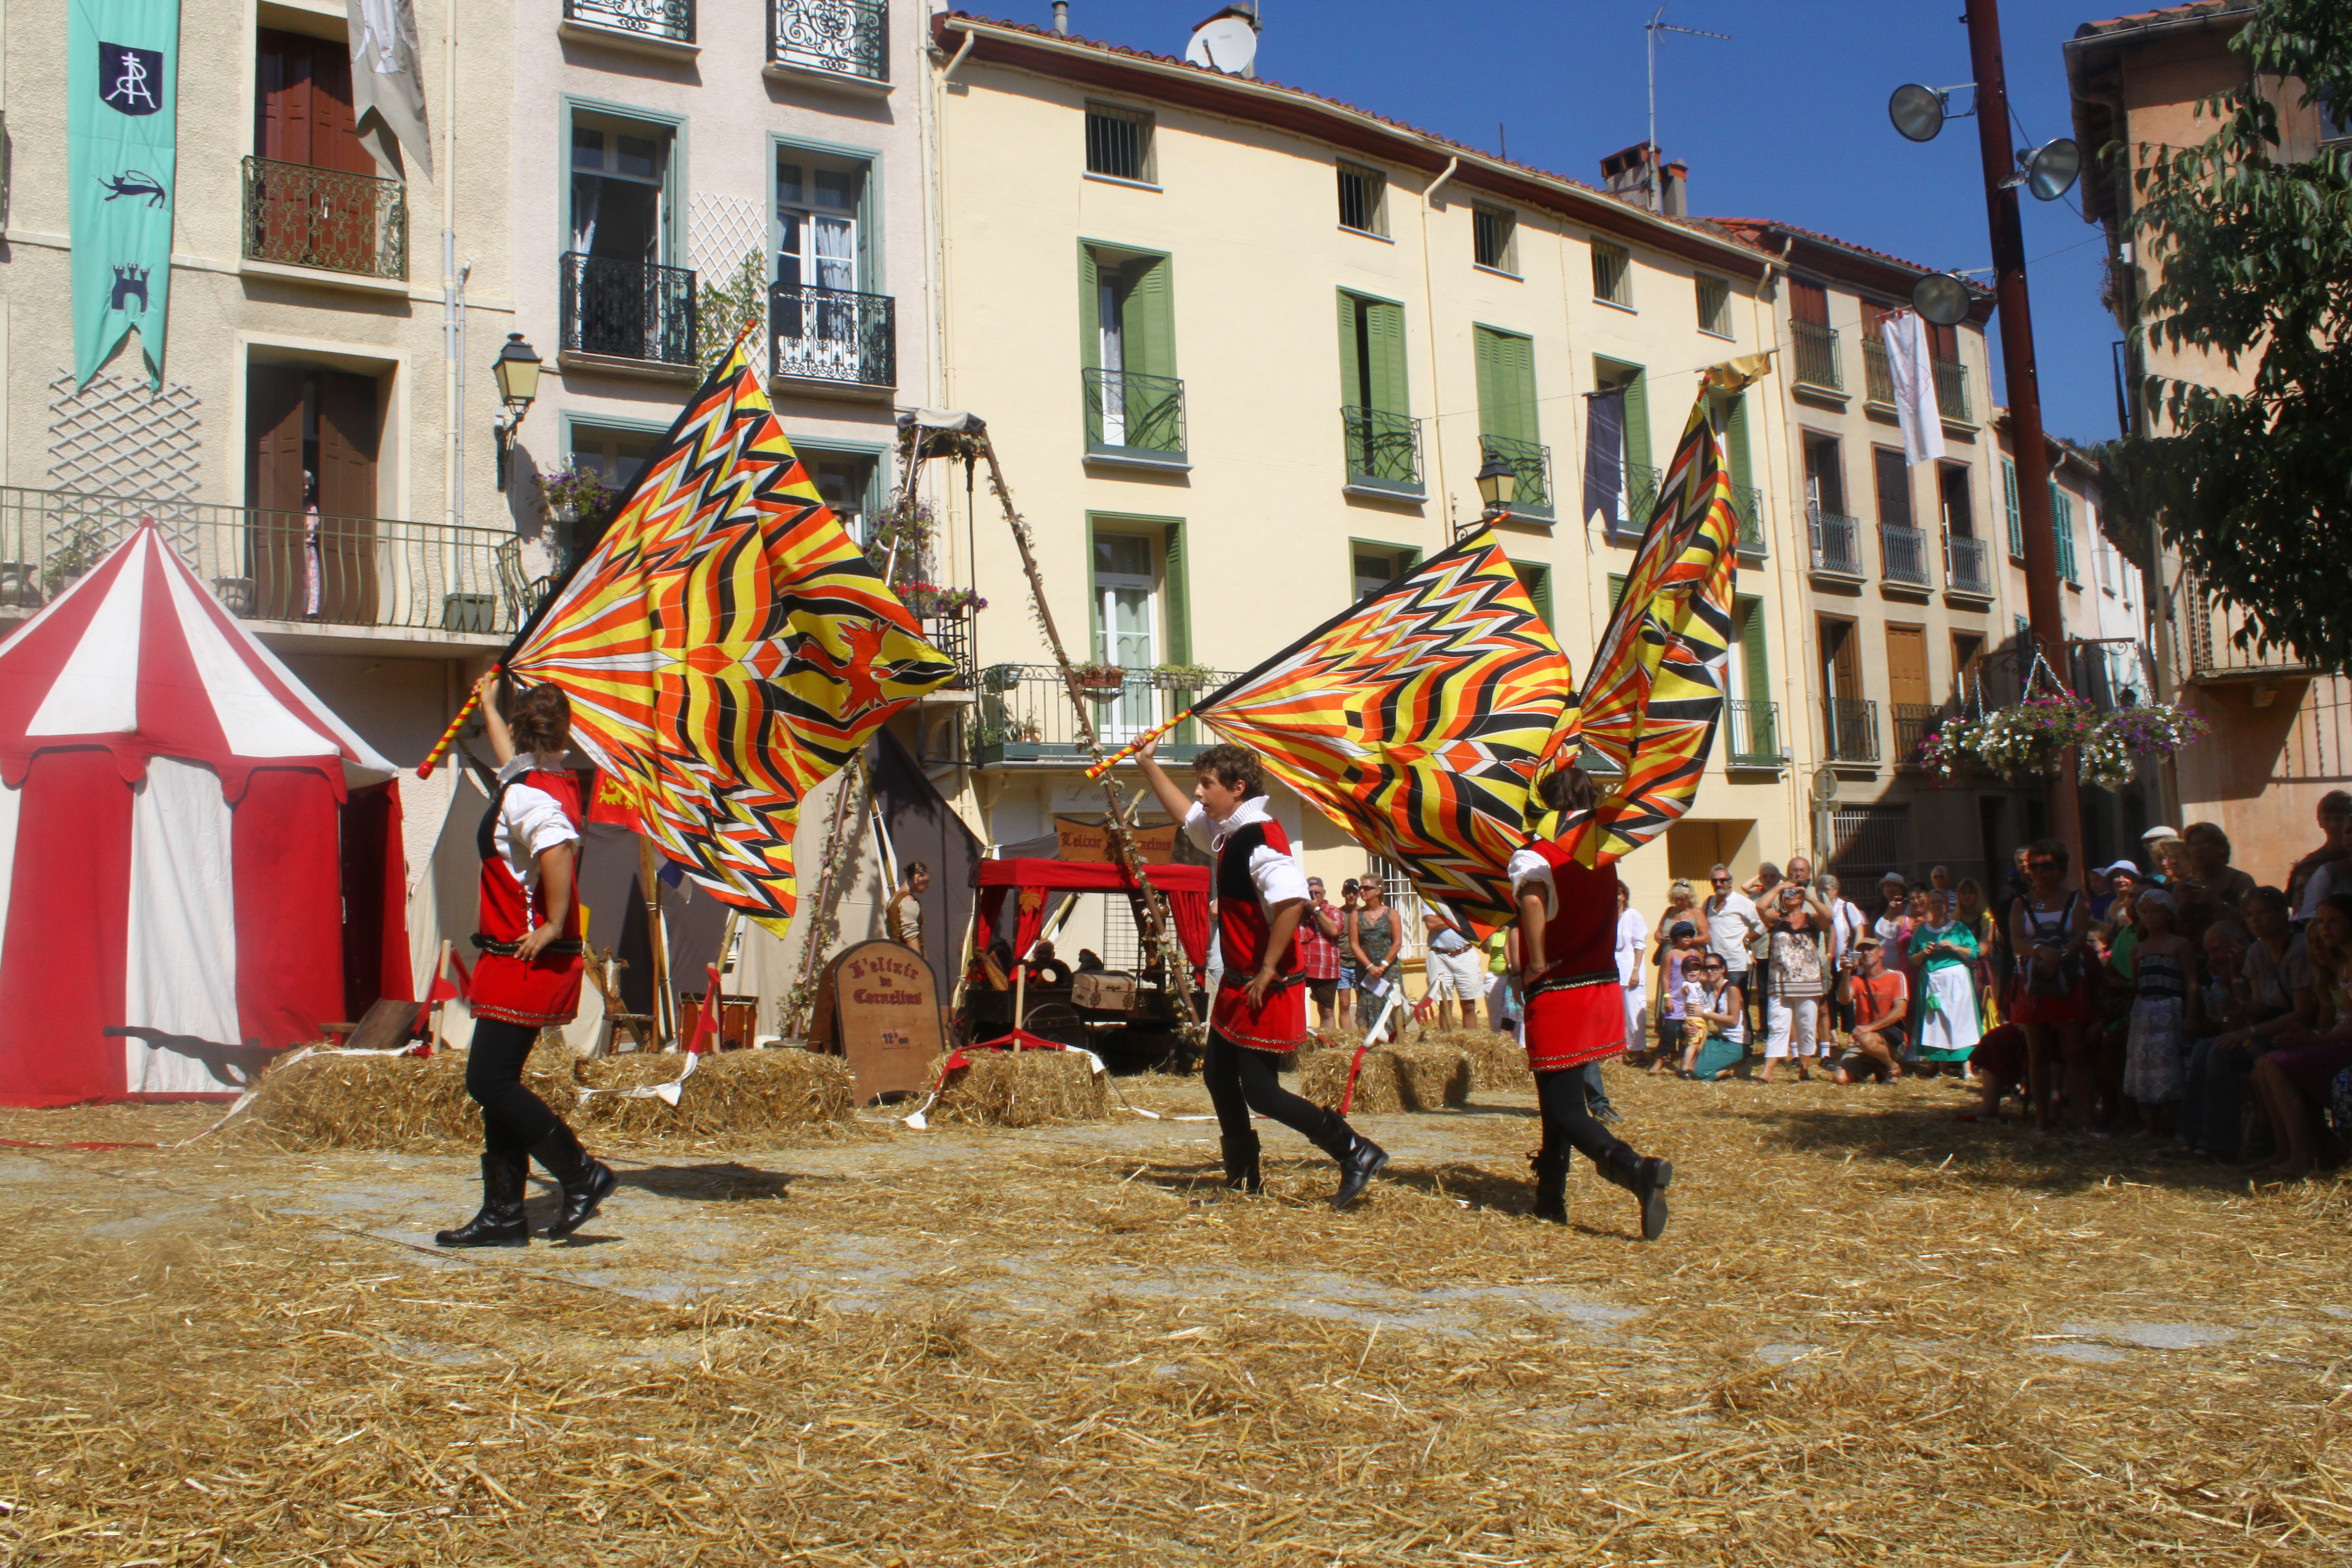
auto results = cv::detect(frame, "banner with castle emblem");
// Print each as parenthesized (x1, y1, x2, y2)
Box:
(70, 0, 179, 389)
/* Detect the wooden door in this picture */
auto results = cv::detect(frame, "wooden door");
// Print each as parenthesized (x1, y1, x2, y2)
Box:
(314, 373, 380, 625)
(1885, 624, 1930, 710)
(255, 31, 373, 268)
(1819, 616, 1860, 701)
(245, 365, 307, 620)
(1873, 446, 1913, 530)
(1952, 632, 1985, 704)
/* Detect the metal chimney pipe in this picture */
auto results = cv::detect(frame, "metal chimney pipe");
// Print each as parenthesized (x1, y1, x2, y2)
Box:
(1053, 2, 1069, 34)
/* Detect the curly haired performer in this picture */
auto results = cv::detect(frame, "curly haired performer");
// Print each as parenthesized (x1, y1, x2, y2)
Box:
(1136, 736, 1390, 1207)
(1508, 767, 1675, 1240)
(436, 673, 619, 1248)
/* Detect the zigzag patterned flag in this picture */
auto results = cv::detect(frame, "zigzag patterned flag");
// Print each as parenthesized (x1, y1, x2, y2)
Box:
(507, 339, 953, 932)
(1560, 385, 1742, 866)
(1190, 529, 1579, 936)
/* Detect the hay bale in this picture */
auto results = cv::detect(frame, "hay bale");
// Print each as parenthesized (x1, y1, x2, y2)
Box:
(577, 1048, 854, 1142)
(1455, 1030, 1536, 1092)
(233, 1048, 575, 1152)
(925, 1048, 1109, 1127)
(1300, 1041, 1470, 1114)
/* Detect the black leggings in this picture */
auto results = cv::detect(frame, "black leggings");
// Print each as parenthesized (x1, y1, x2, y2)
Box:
(1202, 1032, 1354, 1159)
(466, 1019, 566, 1155)
(1535, 1066, 1624, 1167)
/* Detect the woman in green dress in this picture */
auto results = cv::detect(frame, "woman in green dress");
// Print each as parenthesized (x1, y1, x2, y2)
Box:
(1908, 888, 1984, 1075)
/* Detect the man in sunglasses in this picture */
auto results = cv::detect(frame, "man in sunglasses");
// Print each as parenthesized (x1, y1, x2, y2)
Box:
(1703, 863, 1764, 1026)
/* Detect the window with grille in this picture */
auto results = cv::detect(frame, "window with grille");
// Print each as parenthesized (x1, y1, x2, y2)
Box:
(1337, 162, 1386, 236)
(1592, 240, 1631, 306)
(1695, 274, 1732, 337)
(1473, 204, 1517, 273)
(1085, 102, 1155, 183)
(1352, 543, 1414, 600)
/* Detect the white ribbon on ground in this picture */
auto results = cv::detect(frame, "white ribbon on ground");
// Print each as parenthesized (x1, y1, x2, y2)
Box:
(572, 1048, 699, 1109)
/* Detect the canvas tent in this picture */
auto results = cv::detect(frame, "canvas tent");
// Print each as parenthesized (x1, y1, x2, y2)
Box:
(0, 524, 402, 1105)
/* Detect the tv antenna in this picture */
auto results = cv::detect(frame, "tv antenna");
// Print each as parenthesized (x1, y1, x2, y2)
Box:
(1645, 6, 1731, 214)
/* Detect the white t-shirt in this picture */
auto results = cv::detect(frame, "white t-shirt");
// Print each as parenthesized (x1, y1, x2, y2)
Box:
(1678, 977, 1710, 1019)
(1181, 796, 1310, 907)
(1705, 891, 1762, 970)
(2298, 862, 2338, 922)
(494, 753, 580, 895)
(1825, 897, 1867, 961)
(1615, 906, 1651, 985)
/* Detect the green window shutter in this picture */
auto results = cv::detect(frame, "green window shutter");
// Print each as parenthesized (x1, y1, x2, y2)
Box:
(1125, 255, 1175, 379)
(1337, 291, 1364, 407)
(1725, 392, 1753, 494)
(1078, 245, 1101, 371)
(1516, 562, 1552, 627)
(2050, 485, 2079, 584)
(1607, 571, 1626, 611)
(1737, 594, 1769, 697)
(1621, 365, 1651, 471)
(1474, 328, 1502, 437)
(1477, 330, 1536, 444)
(1084, 514, 1103, 658)
(2003, 458, 2023, 558)
(1162, 522, 1191, 665)
(1366, 298, 1409, 414)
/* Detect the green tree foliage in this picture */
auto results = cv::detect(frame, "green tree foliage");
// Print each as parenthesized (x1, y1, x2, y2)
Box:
(2126, 0, 2352, 667)
(697, 250, 771, 375)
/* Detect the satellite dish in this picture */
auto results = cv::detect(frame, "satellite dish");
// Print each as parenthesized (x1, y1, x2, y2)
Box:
(1810, 765, 1841, 806)
(1889, 83, 1945, 143)
(1913, 272, 1973, 328)
(1185, 10, 1259, 77)
(2025, 138, 2081, 201)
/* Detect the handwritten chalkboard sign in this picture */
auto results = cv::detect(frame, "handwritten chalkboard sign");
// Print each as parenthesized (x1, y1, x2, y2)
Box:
(809, 939, 944, 1101)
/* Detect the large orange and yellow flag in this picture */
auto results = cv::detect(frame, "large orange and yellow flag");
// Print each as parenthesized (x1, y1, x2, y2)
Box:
(507, 340, 953, 931)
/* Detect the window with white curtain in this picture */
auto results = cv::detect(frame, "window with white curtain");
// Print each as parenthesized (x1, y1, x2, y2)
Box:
(776, 150, 867, 294)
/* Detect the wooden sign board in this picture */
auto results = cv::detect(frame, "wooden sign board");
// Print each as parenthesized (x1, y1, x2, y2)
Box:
(809, 940, 944, 1101)
(1055, 815, 1177, 864)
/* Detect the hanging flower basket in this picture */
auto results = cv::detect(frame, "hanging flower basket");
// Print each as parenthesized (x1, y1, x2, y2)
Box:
(899, 582, 987, 619)
(1918, 695, 2209, 789)
(1069, 663, 1127, 694)
(1150, 662, 1217, 692)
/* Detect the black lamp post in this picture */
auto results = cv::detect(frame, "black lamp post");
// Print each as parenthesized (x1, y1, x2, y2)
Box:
(491, 333, 541, 493)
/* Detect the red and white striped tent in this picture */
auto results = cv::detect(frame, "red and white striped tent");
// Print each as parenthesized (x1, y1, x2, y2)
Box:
(0, 524, 402, 1105)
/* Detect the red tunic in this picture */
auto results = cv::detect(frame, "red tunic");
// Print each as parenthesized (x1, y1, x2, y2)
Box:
(1208, 816, 1311, 1051)
(469, 766, 586, 1029)
(1519, 840, 1625, 1073)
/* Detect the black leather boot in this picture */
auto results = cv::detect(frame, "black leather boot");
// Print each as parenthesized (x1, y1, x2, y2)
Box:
(531, 1124, 618, 1239)
(1529, 1150, 1569, 1224)
(436, 1151, 530, 1248)
(1220, 1130, 1263, 1193)
(1329, 1132, 1390, 1209)
(1598, 1143, 1674, 1242)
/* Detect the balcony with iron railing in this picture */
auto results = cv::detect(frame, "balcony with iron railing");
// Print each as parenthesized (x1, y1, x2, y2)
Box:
(1084, 370, 1187, 466)
(1479, 434, 1553, 518)
(1822, 696, 1882, 764)
(1879, 522, 1932, 588)
(240, 157, 407, 282)
(562, 0, 694, 48)
(971, 664, 1244, 768)
(2184, 576, 2323, 683)
(1891, 703, 1943, 766)
(1809, 505, 1865, 578)
(1933, 358, 1971, 423)
(1606, 461, 1662, 540)
(0, 485, 536, 639)
(560, 252, 697, 369)
(1790, 320, 1842, 393)
(1725, 699, 1781, 769)
(766, 0, 888, 86)
(1341, 406, 1424, 498)
(770, 283, 896, 392)
(1862, 338, 1895, 407)
(1944, 532, 1993, 598)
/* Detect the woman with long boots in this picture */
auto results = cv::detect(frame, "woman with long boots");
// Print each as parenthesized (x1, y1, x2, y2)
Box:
(1135, 735, 1389, 1208)
(436, 672, 619, 1248)
(1508, 767, 1675, 1240)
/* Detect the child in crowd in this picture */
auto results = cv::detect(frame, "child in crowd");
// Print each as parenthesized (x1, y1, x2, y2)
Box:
(1652, 920, 1701, 1075)
(2124, 889, 2197, 1138)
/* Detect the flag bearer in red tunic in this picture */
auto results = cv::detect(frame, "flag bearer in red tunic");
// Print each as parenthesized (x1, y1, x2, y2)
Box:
(1508, 767, 1675, 1240)
(436, 673, 619, 1248)
(1137, 737, 1390, 1207)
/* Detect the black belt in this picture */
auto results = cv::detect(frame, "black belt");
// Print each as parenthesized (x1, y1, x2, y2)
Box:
(472, 933, 585, 959)
(1218, 970, 1309, 993)
(1527, 967, 1617, 1000)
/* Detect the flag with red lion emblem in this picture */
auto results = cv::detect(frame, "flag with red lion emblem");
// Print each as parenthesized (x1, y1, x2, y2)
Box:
(506, 339, 953, 931)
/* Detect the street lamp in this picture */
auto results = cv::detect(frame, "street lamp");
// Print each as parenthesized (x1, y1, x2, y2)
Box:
(491, 333, 541, 493)
(1474, 452, 1518, 517)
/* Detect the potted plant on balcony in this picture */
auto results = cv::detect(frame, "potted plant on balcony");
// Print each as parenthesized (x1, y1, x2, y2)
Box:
(979, 663, 1025, 694)
(898, 582, 986, 619)
(41, 514, 115, 597)
(1149, 661, 1216, 692)
(534, 465, 622, 553)
(1068, 661, 1128, 695)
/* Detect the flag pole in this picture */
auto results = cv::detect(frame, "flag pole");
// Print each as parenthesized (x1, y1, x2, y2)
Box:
(1083, 708, 1190, 782)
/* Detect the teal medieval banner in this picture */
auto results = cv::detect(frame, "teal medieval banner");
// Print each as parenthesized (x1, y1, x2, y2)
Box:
(69, 0, 180, 389)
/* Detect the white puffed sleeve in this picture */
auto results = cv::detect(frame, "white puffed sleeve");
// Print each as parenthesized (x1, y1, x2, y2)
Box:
(1507, 847, 1557, 919)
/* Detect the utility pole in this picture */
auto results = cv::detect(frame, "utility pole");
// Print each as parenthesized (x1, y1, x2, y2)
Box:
(1963, 0, 2083, 871)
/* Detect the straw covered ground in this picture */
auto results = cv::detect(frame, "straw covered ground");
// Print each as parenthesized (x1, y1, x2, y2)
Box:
(2, 1064, 2349, 1565)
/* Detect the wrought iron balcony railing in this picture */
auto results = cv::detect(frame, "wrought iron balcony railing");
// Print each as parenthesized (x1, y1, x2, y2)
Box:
(1341, 406, 1424, 495)
(915, 606, 974, 693)
(971, 664, 1245, 767)
(560, 252, 697, 366)
(1823, 696, 1882, 765)
(1479, 434, 1553, 516)
(1933, 357, 1971, 422)
(241, 156, 407, 281)
(1084, 369, 1187, 460)
(770, 283, 896, 389)
(1862, 338, 1895, 406)
(1809, 505, 1865, 577)
(2183, 575, 2323, 683)
(564, 0, 694, 45)
(1891, 703, 1943, 766)
(1790, 320, 1842, 392)
(1725, 699, 1781, 768)
(1879, 522, 1932, 587)
(0, 485, 533, 635)
(768, 0, 888, 81)
(1944, 532, 1993, 597)
(1608, 461, 1662, 539)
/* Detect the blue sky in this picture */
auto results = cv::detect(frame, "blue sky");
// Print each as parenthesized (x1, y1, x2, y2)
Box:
(981, 0, 2127, 443)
